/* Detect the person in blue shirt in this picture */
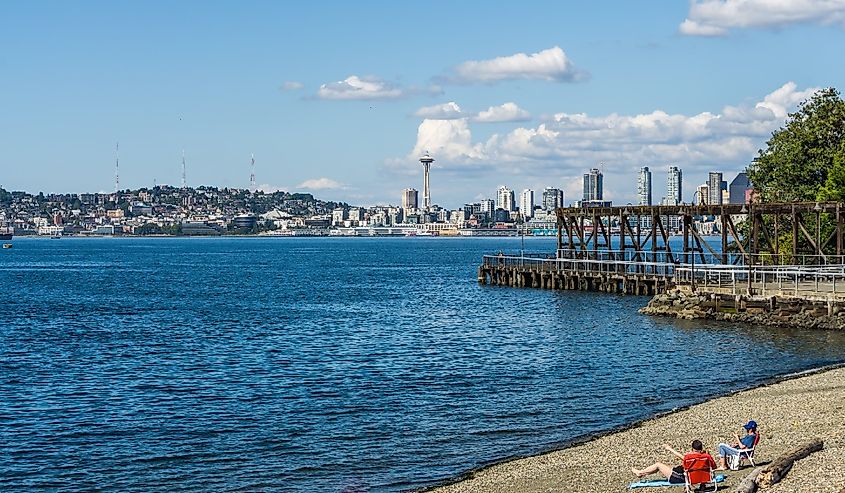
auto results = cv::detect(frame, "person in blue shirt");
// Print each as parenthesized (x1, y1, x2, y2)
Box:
(715, 420, 759, 470)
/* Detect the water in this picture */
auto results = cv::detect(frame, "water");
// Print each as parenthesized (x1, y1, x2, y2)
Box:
(2, 237, 845, 492)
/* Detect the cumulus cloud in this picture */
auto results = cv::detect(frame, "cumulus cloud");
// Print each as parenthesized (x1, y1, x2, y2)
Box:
(281, 81, 303, 91)
(297, 177, 345, 190)
(447, 46, 586, 83)
(317, 75, 404, 100)
(398, 82, 820, 204)
(472, 102, 531, 123)
(414, 102, 465, 120)
(680, 0, 845, 36)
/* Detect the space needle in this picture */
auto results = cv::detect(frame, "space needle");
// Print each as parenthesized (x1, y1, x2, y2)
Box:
(419, 152, 434, 210)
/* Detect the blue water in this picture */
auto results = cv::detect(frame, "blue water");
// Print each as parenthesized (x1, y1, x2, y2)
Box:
(2, 237, 845, 492)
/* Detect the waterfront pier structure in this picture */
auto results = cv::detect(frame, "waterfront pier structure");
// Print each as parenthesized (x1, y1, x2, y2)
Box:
(478, 202, 845, 299)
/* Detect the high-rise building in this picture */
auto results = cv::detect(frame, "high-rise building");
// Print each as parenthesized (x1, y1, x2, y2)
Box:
(695, 183, 709, 205)
(637, 166, 652, 206)
(479, 198, 495, 214)
(401, 188, 419, 211)
(729, 172, 752, 204)
(666, 166, 682, 205)
(520, 189, 535, 218)
(496, 186, 515, 212)
(708, 172, 723, 205)
(542, 187, 564, 211)
(583, 168, 603, 201)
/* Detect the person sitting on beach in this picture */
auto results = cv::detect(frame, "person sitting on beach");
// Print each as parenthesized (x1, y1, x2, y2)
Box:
(631, 440, 717, 484)
(715, 420, 759, 470)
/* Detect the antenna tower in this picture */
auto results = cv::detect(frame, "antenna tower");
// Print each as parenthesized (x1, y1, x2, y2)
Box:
(181, 150, 187, 189)
(115, 142, 120, 192)
(250, 153, 256, 191)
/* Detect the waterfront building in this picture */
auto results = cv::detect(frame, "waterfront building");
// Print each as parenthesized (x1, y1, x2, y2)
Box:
(348, 207, 364, 223)
(582, 168, 603, 201)
(708, 172, 723, 205)
(637, 166, 652, 206)
(401, 188, 419, 211)
(332, 208, 347, 226)
(520, 189, 535, 219)
(496, 186, 515, 212)
(667, 166, 682, 205)
(729, 173, 752, 204)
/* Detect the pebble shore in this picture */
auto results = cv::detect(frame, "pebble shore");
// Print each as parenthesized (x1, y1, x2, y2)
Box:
(424, 366, 845, 493)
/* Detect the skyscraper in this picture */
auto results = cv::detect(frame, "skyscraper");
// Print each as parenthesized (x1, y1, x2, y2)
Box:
(496, 186, 515, 211)
(667, 166, 682, 205)
(401, 188, 418, 211)
(708, 172, 723, 205)
(520, 189, 535, 218)
(637, 166, 652, 206)
(729, 173, 751, 204)
(582, 168, 603, 201)
(542, 187, 564, 211)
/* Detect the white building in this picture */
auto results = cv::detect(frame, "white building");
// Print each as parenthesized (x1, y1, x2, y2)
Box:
(637, 166, 652, 206)
(520, 189, 535, 218)
(496, 186, 515, 212)
(667, 166, 682, 205)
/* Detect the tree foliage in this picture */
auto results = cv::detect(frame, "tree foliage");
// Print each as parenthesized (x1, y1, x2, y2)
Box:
(747, 87, 845, 202)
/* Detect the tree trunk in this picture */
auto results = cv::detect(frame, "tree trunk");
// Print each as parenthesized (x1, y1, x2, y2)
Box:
(756, 438, 824, 488)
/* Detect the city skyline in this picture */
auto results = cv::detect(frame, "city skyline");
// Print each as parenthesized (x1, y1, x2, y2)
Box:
(1, 2, 843, 208)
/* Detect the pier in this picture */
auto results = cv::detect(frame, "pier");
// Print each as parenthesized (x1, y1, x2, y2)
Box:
(478, 202, 845, 298)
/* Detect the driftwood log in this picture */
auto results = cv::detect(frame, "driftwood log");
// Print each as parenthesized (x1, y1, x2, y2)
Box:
(735, 467, 763, 493)
(734, 438, 824, 493)
(757, 438, 824, 488)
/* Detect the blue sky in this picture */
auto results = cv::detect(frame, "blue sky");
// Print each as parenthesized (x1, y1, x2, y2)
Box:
(1, 1, 844, 208)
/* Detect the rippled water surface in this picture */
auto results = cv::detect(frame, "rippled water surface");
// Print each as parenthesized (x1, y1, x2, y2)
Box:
(2, 237, 845, 492)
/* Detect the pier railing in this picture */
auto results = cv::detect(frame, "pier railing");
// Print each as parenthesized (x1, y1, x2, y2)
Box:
(482, 253, 678, 277)
(675, 264, 845, 299)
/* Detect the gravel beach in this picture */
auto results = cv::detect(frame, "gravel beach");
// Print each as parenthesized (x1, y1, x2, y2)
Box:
(425, 365, 845, 493)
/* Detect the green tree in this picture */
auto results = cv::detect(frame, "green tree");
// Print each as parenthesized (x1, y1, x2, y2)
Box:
(747, 87, 845, 202)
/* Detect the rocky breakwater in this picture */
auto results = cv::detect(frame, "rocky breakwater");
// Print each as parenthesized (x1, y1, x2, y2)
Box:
(639, 289, 845, 330)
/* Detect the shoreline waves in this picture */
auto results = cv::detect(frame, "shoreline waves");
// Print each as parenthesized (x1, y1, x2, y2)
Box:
(422, 364, 845, 493)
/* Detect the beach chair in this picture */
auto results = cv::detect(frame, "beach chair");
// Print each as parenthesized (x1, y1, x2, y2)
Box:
(727, 433, 760, 470)
(683, 452, 717, 492)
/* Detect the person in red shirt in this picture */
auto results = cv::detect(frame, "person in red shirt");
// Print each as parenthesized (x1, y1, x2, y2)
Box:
(631, 440, 717, 485)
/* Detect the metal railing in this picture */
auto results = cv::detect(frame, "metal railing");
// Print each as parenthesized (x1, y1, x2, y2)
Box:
(674, 264, 845, 298)
(482, 254, 678, 277)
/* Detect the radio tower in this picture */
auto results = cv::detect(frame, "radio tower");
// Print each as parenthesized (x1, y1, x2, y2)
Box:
(419, 151, 434, 210)
(250, 153, 256, 191)
(181, 149, 187, 189)
(114, 142, 120, 192)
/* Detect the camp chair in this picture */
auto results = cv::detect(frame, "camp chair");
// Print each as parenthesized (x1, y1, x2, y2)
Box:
(683, 452, 717, 492)
(728, 433, 760, 470)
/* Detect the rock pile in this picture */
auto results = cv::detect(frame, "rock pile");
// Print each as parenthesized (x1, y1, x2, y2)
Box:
(639, 290, 845, 330)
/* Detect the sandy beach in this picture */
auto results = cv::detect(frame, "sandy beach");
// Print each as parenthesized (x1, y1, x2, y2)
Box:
(426, 365, 845, 493)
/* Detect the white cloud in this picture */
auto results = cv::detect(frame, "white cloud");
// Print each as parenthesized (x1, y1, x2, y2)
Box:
(297, 177, 346, 190)
(317, 75, 404, 100)
(448, 46, 586, 83)
(472, 102, 531, 123)
(398, 82, 820, 204)
(414, 102, 465, 120)
(281, 81, 304, 91)
(680, 0, 845, 36)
